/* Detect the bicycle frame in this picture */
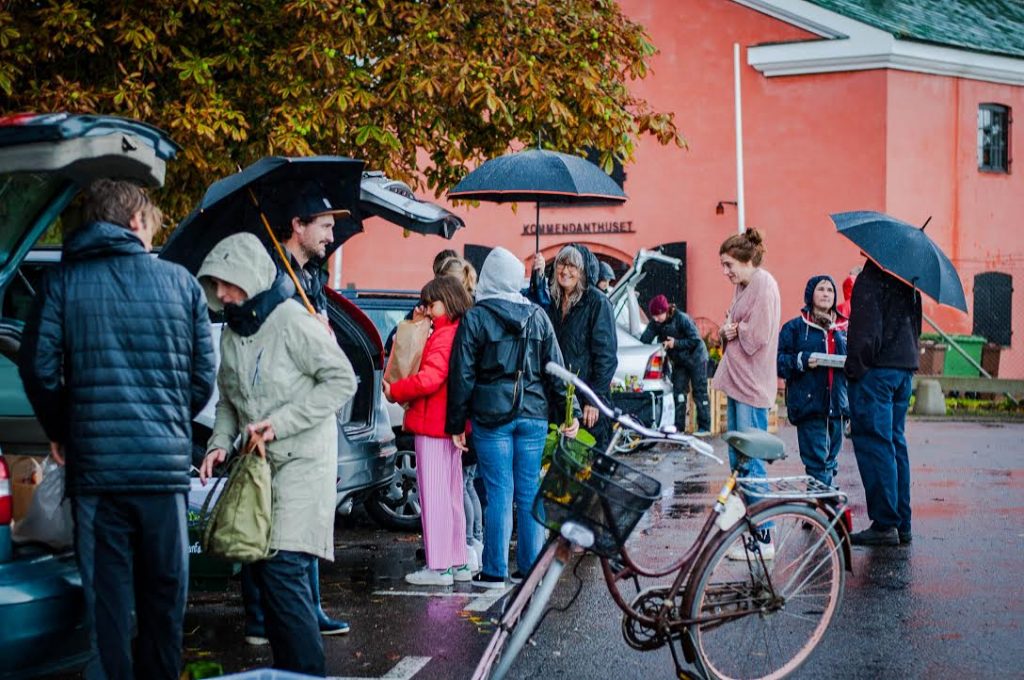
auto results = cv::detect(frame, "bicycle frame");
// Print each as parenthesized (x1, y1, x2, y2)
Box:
(472, 363, 851, 680)
(584, 423, 853, 632)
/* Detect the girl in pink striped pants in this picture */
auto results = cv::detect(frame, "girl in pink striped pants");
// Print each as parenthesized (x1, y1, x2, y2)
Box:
(384, 277, 474, 586)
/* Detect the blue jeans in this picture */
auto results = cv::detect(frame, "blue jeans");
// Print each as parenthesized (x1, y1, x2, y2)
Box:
(726, 398, 770, 477)
(796, 417, 844, 486)
(849, 368, 913, 532)
(726, 399, 772, 533)
(463, 464, 483, 544)
(251, 551, 325, 676)
(471, 417, 548, 577)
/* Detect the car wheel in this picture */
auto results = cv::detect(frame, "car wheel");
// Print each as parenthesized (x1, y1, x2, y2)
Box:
(365, 448, 421, 531)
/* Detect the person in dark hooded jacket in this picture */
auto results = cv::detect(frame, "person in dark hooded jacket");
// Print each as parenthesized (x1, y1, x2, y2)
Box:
(447, 247, 579, 588)
(544, 244, 618, 449)
(844, 258, 921, 547)
(778, 275, 849, 486)
(641, 295, 710, 434)
(19, 180, 215, 680)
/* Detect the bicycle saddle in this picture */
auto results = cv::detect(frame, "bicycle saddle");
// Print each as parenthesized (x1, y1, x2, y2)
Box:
(723, 429, 786, 462)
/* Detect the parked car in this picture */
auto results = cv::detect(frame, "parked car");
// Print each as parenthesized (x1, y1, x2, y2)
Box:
(341, 289, 422, 531)
(0, 112, 463, 676)
(0, 112, 171, 678)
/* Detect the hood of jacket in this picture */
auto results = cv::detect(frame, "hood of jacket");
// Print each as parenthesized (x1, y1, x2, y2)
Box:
(475, 297, 535, 334)
(476, 246, 531, 305)
(842, 274, 856, 301)
(63, 221, 146, 262)
(570, 243, 601, 289)
(803, 274, 839, 314)
(197, 233, 278, 312)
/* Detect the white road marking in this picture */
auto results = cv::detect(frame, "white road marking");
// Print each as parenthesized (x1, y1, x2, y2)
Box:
(372, 586, 512, 612)
(464, 587, 511, 612)
(329, 655, 432, 680)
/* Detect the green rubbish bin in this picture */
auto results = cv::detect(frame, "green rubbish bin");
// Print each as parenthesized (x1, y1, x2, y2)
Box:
(921, 334, 986, 376)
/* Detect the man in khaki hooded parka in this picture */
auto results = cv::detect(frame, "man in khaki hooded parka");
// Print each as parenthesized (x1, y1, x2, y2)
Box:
(197, 232, 356, 676)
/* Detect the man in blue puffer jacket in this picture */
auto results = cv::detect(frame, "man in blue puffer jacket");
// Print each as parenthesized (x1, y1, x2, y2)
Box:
(777, 274, 849, 486)
(19, 180, 215, 680)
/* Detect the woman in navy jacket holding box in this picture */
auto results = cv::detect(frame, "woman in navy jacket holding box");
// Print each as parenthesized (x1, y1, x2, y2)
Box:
(778, 275, 850, 486)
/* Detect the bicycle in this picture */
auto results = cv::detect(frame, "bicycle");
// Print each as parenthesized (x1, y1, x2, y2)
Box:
(472, 362, 852, 680)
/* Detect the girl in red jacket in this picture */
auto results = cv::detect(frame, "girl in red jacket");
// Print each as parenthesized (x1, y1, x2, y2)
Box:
(383, 276, 474, 586)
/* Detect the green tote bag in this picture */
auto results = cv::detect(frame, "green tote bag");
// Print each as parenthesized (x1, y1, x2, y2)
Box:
(200, 435, 273, 563)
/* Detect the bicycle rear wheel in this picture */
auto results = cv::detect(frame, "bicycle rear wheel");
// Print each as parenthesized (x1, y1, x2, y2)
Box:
(472, 539, 562, 680)
(684, 503, 844, 680)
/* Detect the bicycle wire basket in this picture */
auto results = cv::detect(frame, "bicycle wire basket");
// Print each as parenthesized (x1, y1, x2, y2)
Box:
(533, 436, 662, 558)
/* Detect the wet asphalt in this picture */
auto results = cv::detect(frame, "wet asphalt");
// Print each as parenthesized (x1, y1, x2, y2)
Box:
(90, 420, 1024, 678)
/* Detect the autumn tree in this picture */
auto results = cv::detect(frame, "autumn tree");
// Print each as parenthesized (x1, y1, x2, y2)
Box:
(0, 0, 683, 223)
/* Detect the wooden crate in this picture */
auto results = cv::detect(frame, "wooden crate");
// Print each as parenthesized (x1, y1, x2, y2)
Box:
(685, 383, 779, 435)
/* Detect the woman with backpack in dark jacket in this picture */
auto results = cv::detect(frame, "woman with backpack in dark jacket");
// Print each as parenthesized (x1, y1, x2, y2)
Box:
(544, 244, 618, 449)
(777, 274, 850, 486)
(641, 294, 710, 435)
(447, 247, 579, 589)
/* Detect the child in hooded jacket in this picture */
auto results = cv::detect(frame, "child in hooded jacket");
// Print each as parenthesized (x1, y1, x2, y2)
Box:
(778, 274, 850, 486)
(384, 276, 474, 586)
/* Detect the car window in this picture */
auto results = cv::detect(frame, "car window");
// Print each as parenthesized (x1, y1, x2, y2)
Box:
(0, 353, 33, 416)
(2, 261, 54, 322)
(0, 172, 67, 266)
(364, 307, 413, 345)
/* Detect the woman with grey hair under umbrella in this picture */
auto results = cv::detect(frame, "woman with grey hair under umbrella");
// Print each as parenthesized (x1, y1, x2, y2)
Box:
(544, 245, 618, 449)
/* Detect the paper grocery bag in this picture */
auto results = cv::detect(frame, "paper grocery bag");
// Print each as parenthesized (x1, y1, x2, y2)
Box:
(9, 457, 42, 522)
(385, 318, 430, 384)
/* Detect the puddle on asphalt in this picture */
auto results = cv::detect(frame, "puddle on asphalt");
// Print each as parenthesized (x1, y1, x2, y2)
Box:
(674, 479, 712, 495)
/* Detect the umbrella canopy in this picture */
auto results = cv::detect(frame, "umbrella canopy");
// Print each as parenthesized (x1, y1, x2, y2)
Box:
(162, 156, 364, 273)
(830, 210, 968, 312)
(448, 149, 627, 253)
(448, 149, 627, 203)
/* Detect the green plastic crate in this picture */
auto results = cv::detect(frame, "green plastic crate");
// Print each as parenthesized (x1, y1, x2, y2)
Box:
(921, 334, 986, 376)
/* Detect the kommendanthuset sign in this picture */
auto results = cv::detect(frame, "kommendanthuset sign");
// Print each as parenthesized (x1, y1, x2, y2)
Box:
(522, 220, 635, 236)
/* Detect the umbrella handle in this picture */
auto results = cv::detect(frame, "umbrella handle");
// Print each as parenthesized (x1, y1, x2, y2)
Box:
(245, 186, 317, 316)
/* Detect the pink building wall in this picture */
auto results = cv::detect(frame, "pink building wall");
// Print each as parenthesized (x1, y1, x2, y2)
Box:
(338, 0, 1024, 376)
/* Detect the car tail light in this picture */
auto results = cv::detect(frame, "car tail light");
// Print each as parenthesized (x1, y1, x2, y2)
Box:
(0, 112, 38, 127)
(644, 353, 664, 380)
(0, 456, 11, 525)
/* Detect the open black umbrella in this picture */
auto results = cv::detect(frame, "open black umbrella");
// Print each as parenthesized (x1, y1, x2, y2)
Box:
(831, 210, 967, 312)
(162, 156, 365, 275)
(448, 149, 627, 253)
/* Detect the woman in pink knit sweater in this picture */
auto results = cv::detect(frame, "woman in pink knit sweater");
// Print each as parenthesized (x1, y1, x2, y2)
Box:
(712, 229, 781, 558)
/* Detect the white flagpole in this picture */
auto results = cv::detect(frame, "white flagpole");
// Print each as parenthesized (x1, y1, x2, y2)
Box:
(734, 42, 747, 234)
(332, 245, 343, 289)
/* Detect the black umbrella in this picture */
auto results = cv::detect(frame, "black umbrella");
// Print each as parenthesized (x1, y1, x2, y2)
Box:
(448, 149, 627, 253)
(162, 156, 365, 276)
(830, 210, 967, 312)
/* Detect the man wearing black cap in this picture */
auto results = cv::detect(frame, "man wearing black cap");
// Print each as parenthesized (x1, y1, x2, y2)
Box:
(274, 188, 351, 314)
(240, 185, 353, 645)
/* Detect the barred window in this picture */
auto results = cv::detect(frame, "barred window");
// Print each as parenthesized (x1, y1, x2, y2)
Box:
(978, 104, 1011, 173)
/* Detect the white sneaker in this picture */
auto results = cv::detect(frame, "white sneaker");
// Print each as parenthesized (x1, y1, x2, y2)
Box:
(452, 564, 474, 582)
(725, 538, 775, 561)
(405, 568, 454, 586)
(470, 538, 484, 567)
(466, 544, 481, 574)
(244, 634, 269, 646)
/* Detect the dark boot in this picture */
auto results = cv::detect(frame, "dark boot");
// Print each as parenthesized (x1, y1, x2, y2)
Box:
(849, 525, 899, 546)
(309, 559, 350, 635)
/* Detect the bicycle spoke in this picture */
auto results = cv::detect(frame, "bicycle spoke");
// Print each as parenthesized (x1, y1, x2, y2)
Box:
(688, 505, 844, 680)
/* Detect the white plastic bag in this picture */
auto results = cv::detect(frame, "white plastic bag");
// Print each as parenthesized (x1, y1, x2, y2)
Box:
(12, 457, 75, 550)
